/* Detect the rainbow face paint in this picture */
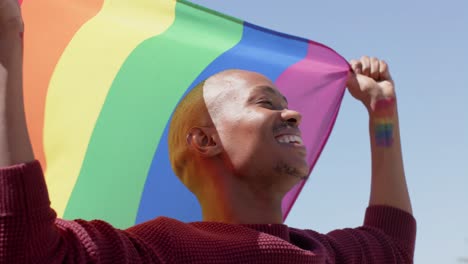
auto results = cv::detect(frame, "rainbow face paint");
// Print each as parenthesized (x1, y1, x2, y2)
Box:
(373, 98, 396, 147)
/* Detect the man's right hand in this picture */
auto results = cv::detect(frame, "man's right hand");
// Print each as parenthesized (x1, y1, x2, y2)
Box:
(0, 0, 23, 33)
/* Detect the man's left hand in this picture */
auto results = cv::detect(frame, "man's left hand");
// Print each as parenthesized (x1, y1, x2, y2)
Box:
(347, 56, 396, 111)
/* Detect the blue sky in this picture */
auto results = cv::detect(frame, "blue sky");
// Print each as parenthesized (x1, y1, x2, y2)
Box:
(192, 1, 468, 263)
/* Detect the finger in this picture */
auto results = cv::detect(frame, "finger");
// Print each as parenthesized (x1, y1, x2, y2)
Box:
(370, 57, 380, 80)
(346, 71, 360, 91)
(379, 60, 392, 81)
(349, 59, 362, 74)
(360, 56, 370, 76)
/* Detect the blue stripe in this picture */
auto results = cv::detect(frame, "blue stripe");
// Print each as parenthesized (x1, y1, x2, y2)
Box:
(375, 129, 394, 140)
(135, 22, 309, 223)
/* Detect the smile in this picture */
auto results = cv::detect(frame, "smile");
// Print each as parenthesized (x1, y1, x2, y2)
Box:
(275, 134, 303, 145)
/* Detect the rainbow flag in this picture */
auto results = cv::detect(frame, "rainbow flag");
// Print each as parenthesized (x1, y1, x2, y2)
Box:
(21, 0, 350, 228)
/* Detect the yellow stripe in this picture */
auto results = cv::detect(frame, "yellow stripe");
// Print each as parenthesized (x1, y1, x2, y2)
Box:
(374, 117, 393, 124)
(44, 0, 177, 217)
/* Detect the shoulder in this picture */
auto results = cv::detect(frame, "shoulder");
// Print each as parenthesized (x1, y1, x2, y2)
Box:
(126, 216, 185, 236)
(289, 227, 335, 250)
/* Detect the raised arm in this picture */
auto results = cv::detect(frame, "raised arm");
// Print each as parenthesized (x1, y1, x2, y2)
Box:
(322, 56, 416, 263)
(0, 2, 160, 263)
(347, 56, 412, 214)
(0, 0, 34, 166)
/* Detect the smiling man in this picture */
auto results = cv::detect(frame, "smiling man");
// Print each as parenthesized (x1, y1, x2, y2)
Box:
(0, 0, 416, 263)
(169, 70, 310, 225)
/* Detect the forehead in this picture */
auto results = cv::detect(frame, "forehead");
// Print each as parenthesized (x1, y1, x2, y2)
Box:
(202, 70, 290, 123)
(204, 70, 279, 99)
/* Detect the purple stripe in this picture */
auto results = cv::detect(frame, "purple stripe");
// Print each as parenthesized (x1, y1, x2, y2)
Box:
(275, 41, 349, 218)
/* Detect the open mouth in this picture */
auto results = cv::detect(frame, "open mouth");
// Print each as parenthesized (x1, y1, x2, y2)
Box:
(275, 134, 303, 145)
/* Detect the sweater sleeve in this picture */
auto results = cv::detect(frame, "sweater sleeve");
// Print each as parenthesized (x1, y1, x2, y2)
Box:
(0, 161, 160, 264)
(324, 206, 416, 264)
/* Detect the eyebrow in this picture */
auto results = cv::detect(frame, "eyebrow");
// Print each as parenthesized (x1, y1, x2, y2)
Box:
(254, 85, 288, 104)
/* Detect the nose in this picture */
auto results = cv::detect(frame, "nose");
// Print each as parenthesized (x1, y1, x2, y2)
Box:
(281, 108, 302, 127)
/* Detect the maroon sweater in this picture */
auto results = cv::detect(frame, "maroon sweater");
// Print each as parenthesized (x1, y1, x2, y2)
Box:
(0, 161, 416, 263)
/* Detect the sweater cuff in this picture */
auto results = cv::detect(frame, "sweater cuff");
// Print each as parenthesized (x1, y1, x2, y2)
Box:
(364, 205, 416, 246)
(0, 160, 51, 214)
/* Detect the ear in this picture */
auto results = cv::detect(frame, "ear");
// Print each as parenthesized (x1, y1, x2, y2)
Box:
(186, 127, 222, 157)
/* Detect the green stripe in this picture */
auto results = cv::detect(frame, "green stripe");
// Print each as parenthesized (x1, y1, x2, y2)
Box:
(179, 0, 243, 23)
(375, 123, 394, 133)
(64, 2, 243, 228)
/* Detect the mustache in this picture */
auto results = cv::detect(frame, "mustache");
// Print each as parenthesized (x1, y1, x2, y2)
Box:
(273, 122, 298, 134)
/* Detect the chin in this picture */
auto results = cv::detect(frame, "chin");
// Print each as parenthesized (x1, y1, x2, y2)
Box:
(299, 170, 310, 180)
(284, 152, 309, 177)
(298, 161, 311, 178)
(274, 160, 309, 182)
(293, 166, 310, 181)
(289, 157, 310, 179)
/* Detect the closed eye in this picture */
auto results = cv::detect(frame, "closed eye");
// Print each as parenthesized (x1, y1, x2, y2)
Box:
(258, 100, 274, 108)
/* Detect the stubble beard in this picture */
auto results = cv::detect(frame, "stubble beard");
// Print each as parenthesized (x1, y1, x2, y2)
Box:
(274, 161, 309, 181)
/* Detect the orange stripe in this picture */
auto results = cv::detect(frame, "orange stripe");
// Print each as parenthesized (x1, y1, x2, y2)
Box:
(22, 0, 104, 171)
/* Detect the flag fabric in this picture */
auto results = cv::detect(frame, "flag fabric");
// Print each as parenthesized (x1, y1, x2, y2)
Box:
(21, 0, 350, 229)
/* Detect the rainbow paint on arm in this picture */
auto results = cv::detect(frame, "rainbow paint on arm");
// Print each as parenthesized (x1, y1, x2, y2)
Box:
(372, 98, 396, 147)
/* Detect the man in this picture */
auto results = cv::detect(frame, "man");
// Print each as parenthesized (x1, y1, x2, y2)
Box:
(0, 0, 416, 263)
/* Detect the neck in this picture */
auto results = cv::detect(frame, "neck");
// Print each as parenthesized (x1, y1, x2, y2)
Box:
(198, 173, 285, 225)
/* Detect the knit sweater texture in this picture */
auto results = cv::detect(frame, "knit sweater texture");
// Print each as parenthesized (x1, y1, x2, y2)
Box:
(0, 161, 416, 263)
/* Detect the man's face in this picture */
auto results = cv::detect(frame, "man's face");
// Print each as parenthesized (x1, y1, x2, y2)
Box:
(205, 70, 309, 193)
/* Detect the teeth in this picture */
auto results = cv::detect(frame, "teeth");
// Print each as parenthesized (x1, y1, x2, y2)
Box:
(276, 135, 303, 144)
(295, 136, 303, 144)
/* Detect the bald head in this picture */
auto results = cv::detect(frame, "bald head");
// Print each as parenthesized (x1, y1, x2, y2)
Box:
(203, 70, 272, 120)
(168, 69, 307, 196)
(168, 70, 269, 182)
(168, 69, 308, 223)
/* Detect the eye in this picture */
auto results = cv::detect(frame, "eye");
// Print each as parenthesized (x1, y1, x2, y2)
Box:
(258, 100, 274, 108)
